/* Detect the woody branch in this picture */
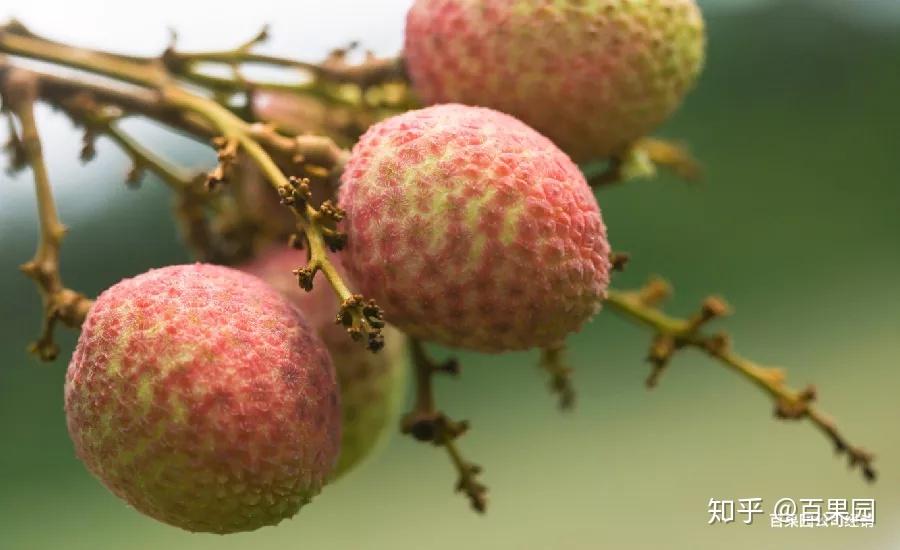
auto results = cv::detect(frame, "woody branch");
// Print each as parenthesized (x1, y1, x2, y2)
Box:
(1, 69, 93, 360)
(0, 20, 384, 350)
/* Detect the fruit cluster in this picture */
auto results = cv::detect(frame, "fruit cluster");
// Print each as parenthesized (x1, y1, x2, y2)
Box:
(6, 0, 708, 533)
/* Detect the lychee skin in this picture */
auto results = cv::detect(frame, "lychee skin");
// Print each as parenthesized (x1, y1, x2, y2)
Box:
(338, 104, 611, 353)
(64, 264, 341, 533)
(252, 90, 331, 136)
(240, 248, 408, 478)
(404, 0, 705, 161)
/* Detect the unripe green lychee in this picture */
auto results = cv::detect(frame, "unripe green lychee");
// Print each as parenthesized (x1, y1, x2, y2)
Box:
(338, 104, 611, 352)
(65, 264, 341, 533)
(404, 0, 705, 161)
(241, 247, 408, 478)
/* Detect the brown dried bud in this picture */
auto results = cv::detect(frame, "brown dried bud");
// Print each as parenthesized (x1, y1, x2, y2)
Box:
(610, 252, 630, 272)
(346, 326, 363, 341)
(287, 233, 304, 249)
(701, 296, 731, 320)
(638, 277, 672, 306)
(323, 231, 347, 252)
(366, 330, 385, 352)
(293, 266, 316, 291)
(319, 200, 345, 222)
(362, 299, 385, 328)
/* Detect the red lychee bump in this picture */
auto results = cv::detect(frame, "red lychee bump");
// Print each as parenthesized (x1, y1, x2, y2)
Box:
(241, 247, 408, 478)
(338, 104, 612, 352)
(65, 264, 341, 533)
(405, 0, 706, 161)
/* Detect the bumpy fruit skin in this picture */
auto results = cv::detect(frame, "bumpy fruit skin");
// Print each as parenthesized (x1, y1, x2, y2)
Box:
(405, 0, 705, 161)
(65, 264, 341, 533)
(338, 104, 611, 352)
(241, 248, 408, 478)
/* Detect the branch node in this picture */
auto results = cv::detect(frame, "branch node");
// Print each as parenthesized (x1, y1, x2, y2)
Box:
(206, 135, 239, 189)
(702, 332, 731, 355)
(646, 334, 676, 388)
(336, 295, 385, 351)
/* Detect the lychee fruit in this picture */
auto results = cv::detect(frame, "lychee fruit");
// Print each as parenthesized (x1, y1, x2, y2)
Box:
(240, 247, 408, 478)
(251, 89, 377, 147)
(404, 0, 706, 161)
(64, 264, 341, 533)
(338, 104, 611, 352)
(252, 90, 332, 136)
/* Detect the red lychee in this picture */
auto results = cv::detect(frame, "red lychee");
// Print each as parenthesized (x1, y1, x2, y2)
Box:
(240, 247, 408, 478)
(252, 90, 332, 136)
(404, 0, 706, 161)
(338, 104, 611, 352)
(65, 264, 341, 533)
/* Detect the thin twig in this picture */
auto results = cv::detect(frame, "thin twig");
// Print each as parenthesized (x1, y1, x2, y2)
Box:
(159, 28, 415, 135)
(60, 93, 198, 189)
(1, 69, 92, 360)
(55, 93, 234, 261)
(605, 278, 876, 482)
(539, 342, 576, 410)
(163, 26, 407, 89)
(0, 62, 350, 179)
(402, 339, 486, 512)
(0, 22, 379, 350)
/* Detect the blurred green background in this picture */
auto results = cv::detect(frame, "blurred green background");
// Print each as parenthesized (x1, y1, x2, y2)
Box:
(1, 2, 898, 549)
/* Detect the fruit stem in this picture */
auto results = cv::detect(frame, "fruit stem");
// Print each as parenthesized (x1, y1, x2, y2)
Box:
(587, 137, 702, 187)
